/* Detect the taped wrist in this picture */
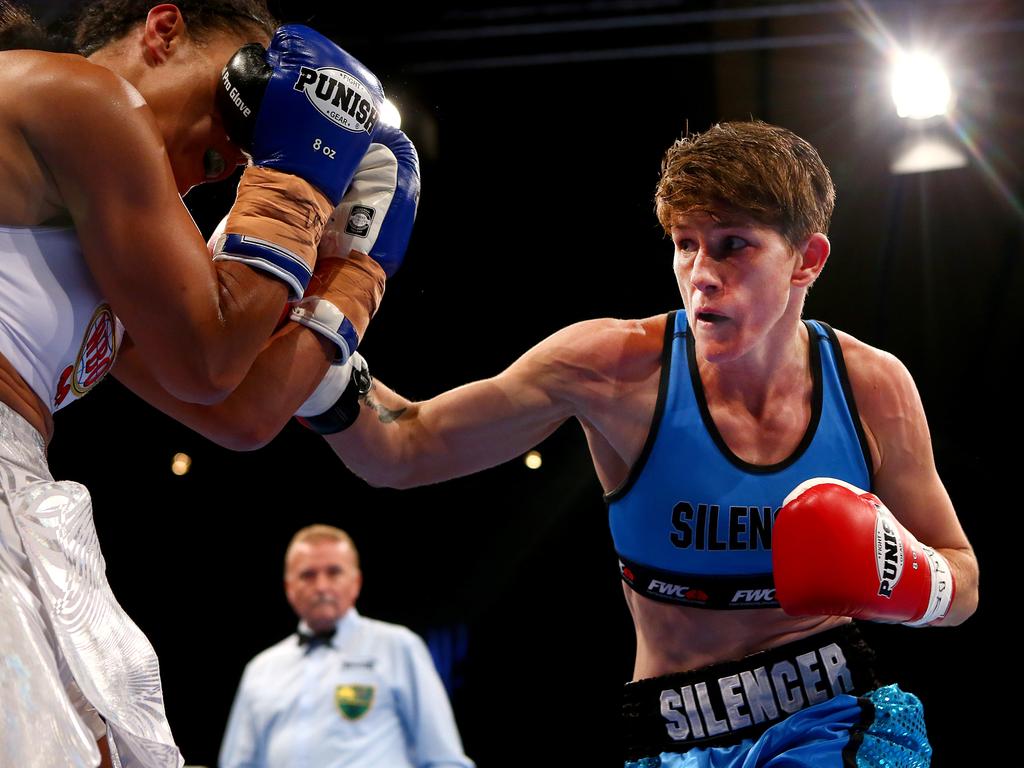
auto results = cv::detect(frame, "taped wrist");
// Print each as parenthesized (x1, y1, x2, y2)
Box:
(903, 547, 955, 627)
(213, 167, 335, 299)
(296, 353, 372, 434)
(289, 252, 386, 362)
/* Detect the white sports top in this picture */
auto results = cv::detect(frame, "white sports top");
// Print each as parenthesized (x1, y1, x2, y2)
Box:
(0, 225, 121, 413)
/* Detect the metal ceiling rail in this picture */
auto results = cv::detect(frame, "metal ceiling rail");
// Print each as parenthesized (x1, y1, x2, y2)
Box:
(405, 15, 1024, 73)
(395, 0, 980, 42)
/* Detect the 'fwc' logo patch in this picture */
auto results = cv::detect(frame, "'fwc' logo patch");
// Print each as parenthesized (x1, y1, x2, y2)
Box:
(335, 684, 375, 720)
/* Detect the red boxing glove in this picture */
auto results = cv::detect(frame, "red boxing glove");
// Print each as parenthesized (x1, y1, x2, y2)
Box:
(773, 478, 954, 626)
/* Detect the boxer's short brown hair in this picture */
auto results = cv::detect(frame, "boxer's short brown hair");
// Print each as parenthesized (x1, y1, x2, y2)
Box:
(655, 121, 835, 246)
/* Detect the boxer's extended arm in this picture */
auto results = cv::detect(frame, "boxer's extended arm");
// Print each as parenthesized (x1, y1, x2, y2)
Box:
(114, 316, 590, 460)
(23, 57, 288, 404)
(325, 321, 613, 488)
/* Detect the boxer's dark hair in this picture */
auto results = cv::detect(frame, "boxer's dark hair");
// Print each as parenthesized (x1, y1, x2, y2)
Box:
(76, 1, 277, 56)
(656, 121, 836, 247)
(0, 1, 75, 51)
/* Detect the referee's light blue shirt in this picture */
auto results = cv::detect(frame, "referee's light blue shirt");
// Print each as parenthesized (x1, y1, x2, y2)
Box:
(219, 608, 474, 768)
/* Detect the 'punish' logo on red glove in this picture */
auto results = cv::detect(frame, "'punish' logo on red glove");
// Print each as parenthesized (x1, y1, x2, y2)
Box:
(873, 504, 906, 598)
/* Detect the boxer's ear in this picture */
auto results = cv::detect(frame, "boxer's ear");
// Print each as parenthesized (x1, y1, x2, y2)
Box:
(791, 233, 829, 288)
(142, 5, 186, 65)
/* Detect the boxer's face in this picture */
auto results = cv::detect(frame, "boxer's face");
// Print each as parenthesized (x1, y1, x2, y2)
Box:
(670, 210, 804, 363)
(285, 540, 362, 633)
(157, 30, 256, 193)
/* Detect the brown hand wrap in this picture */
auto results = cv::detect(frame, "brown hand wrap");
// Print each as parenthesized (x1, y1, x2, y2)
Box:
(225, 166, 336, 275)
(307, 251, 387, 344)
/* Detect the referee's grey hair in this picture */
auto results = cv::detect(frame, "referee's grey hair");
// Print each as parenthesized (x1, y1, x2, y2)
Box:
(285, 524, 361, 575)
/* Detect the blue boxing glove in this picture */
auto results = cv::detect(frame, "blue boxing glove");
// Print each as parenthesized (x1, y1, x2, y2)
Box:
(291, 124, 421, 363)
(213, 25, 385, 298)
(218, 24, 384, 203)
(315, 124, 420, 277)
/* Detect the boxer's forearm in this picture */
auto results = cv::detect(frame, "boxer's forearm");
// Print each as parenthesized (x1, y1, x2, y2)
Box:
(327, 369, 571, 489)
(115, 324, 333, 450)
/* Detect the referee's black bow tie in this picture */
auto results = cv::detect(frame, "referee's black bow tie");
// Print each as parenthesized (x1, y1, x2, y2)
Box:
(298, 627, 336, 647)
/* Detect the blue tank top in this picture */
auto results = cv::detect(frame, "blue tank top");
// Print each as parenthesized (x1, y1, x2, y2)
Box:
(606, 310, 871, 609)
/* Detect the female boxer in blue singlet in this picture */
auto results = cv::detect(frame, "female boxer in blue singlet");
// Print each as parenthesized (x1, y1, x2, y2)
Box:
(313, 121, 979, 767)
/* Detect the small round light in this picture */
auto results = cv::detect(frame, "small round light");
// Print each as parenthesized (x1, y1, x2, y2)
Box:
(171, 452, 192, 476)
(524, 450, 542, 470)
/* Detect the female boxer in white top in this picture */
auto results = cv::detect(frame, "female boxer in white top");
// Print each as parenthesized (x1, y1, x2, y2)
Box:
(0, 3, 384, 766)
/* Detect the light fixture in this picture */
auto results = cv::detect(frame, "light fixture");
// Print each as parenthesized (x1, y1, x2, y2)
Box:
(891, 51, 953, 120)
(524, 450, 542, 470)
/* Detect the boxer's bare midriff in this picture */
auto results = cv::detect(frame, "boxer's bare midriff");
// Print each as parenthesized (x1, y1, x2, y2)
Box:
(626, 589, 850, 680)
(0, 354, 53, 442)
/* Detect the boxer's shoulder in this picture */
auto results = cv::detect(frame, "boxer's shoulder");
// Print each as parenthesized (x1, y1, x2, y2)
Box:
(9, 51, 143, 114)
(16, 53, 155, 158)
(827, 326, 918, 403)
(516, 315, 665, 420)
(531, 314, 664, 385)
(824, 325, 926, 469)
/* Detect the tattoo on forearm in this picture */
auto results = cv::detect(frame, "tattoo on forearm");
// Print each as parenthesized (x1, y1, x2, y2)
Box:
(359, 384, 407, 424)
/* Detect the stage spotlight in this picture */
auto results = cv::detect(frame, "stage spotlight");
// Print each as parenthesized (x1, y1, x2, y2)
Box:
(891, 51, 953, 120)
(381, 98, 402, 129)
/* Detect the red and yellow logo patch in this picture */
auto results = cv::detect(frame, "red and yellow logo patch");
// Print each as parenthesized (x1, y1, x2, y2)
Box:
(54, 304, 118, 408)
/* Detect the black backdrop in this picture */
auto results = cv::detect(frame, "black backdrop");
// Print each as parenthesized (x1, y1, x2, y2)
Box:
(28, 0, 1022, 765)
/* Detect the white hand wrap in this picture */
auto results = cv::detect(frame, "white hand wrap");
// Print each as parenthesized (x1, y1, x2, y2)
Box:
(295, 354, 357, 417)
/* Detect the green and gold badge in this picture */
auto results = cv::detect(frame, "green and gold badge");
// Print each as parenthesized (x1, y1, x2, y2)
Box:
(335, 684, 375, 720)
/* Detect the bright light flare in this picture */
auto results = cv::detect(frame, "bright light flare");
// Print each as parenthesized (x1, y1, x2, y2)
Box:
(171, 452, 192, 476)
(380, 99, 402, 129)
(891, 52, 953, 120)
(524, 450, 542, 470)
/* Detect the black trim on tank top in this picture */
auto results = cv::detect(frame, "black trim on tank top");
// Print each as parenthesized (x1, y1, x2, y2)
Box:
(818, 321, 875, 487)
(687, 319, 823, 475)
(604, 311, 677, 502)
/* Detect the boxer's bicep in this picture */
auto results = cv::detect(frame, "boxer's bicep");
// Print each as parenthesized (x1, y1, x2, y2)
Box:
(30, 65, 214, 321)
(28, 64, 234, 396)
(854, 349, 970, 550)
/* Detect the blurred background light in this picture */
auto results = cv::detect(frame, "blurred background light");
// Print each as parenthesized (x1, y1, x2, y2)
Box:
(171, 452, 192, 476)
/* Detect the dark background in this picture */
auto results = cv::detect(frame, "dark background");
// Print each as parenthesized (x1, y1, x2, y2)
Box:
(26, 0, 1023, 765)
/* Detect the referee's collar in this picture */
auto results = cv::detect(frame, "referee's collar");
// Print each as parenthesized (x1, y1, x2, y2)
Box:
(296, 607, 360, 649)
